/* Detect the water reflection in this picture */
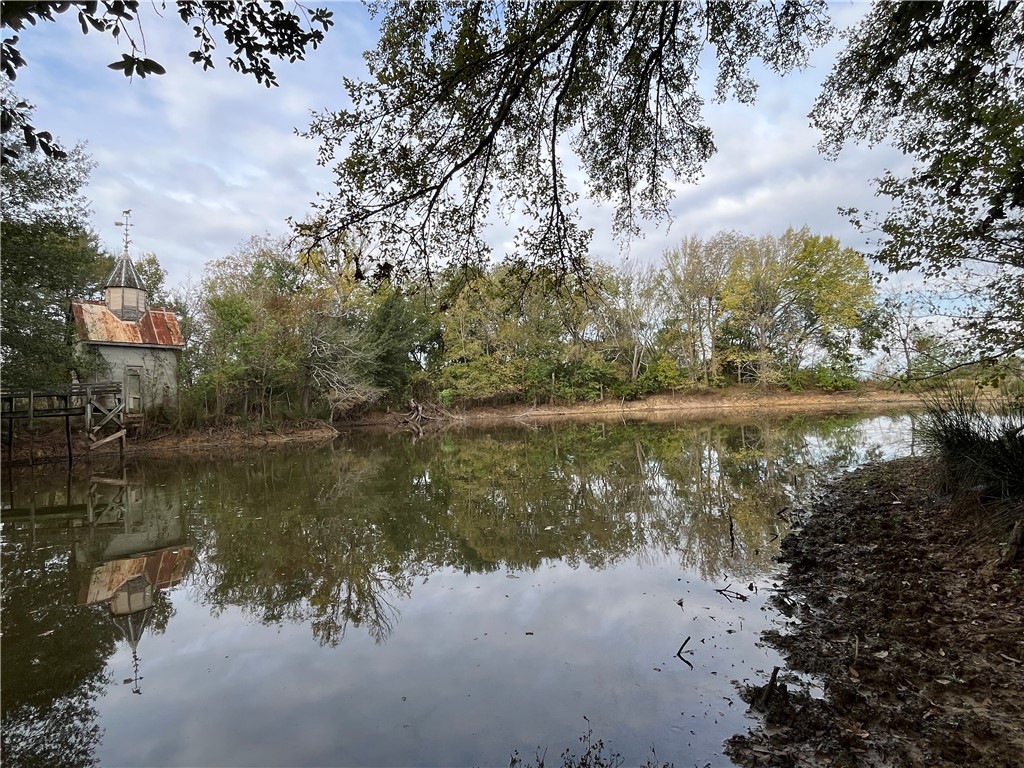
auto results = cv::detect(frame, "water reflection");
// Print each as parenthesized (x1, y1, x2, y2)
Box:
(1, 413, 912, 767)
(1, 470, 186, 767)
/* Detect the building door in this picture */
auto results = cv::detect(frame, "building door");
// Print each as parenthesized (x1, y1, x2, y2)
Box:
(126, 369, 143, 413)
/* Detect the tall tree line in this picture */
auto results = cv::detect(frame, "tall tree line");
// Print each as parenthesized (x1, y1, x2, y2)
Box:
(169, 225, 878, 423)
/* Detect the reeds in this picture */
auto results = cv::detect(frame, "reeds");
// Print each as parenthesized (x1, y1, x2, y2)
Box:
(918, 383, 1024, 498)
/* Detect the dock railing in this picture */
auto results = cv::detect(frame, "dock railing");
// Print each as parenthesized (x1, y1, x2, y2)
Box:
(1, 382, 126, 464)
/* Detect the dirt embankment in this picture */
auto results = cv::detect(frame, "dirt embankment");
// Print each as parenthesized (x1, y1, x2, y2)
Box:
(726, 457, 1024, 768)
(352, 387, 925, 428)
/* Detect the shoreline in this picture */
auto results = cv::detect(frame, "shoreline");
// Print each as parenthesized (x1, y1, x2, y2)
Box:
(2, 387, 925, 465)
(350, 387, 924, 428)
(725, 457, 1023, 767)
(7, 387, 1018, 765)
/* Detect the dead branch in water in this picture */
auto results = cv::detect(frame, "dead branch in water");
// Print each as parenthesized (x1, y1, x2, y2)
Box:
(715, 583, 749, 602)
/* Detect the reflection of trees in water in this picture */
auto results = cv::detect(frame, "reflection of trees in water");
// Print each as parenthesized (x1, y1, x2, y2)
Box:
(304, 519, 407, 646)
(185, 449, 421, 647)
(0, 415, 906, 767)
(647, 417, 874, 578)
(175, 415, 904, 645)
(419, 416, 883, 579)
(1, 539, 116, 768)
(1, 464, 194, 767)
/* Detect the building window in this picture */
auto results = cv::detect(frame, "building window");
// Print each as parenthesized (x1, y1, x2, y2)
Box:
(126, 369, 143, 413)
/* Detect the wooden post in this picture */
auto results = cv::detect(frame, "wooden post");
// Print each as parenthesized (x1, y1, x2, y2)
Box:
(85, 385, 92, 433)
(28, 390, 34, 466)
(65, 413, 73, 465)
(30, 488, 36, 548)
(4, 457, 12, 511)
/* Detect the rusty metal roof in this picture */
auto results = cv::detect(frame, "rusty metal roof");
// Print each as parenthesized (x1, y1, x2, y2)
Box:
(70, 300, 185, 348)
(79, 546, 192, 606)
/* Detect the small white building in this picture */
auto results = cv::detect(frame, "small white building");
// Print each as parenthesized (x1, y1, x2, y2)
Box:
(70, 253, 185, 414)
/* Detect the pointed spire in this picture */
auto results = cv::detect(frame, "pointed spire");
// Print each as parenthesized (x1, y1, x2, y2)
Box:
(105, 209, 148, 320)
(105, 254, 146, 290)
(106, 209, 146, 290)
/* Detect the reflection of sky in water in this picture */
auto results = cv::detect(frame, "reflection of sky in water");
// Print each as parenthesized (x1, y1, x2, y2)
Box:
(5, 413, 919, 767)
(810, 414, 919, 466)
(99, 563, 788, 767)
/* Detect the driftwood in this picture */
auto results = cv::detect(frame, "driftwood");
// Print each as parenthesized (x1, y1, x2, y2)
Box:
(400, 399, 462, 425)
(755, 666, 781, 711)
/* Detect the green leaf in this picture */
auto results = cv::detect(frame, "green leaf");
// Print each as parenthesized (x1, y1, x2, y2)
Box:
(141, 58, 166, 75)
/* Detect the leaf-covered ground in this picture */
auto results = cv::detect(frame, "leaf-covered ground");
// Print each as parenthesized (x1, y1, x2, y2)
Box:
(726, 456, 1024, 768)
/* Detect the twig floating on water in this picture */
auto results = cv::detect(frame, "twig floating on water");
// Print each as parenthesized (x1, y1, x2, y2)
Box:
(676, 636, 695, 668)
(714, 583, 749, 602)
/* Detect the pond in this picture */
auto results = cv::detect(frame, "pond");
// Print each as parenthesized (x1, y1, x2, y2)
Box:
(1, 413, 918, 767)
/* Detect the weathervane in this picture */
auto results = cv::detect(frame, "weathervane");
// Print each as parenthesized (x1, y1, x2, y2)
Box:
(114, 209, 133, 258)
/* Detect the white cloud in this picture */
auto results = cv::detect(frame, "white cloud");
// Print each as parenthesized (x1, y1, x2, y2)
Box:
(9, 1, 907, 291)
(11, 3, 370, 289)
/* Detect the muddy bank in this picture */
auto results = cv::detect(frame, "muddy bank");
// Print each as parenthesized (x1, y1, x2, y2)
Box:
(350, 387, 924, 429)
(726, 457, 1024, 768)
(2, 423, 341, 466)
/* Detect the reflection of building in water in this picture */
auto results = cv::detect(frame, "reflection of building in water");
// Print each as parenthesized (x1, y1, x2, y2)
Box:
(73, 476, 184, 564)
(3, 469, 189, 694)
(78, 545, 190, 694)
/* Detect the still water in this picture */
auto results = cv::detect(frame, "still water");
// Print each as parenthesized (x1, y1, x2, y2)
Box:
(2, 413, 916, 767)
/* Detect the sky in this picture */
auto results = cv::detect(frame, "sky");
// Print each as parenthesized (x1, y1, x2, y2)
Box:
(8, 1, 908, 292)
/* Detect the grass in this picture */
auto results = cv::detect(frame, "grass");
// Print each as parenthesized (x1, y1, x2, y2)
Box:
(918, 383, 1024, 497)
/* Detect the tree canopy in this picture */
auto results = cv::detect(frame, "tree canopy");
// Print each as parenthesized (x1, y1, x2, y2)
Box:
(812, 1, 1024, 362)
(1, 1, 334, 162)
(300, 0, 833, 280)
(0, 85, 111, 389)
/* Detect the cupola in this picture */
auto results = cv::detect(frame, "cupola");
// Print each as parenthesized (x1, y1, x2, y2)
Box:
(105, 210, 148, 321)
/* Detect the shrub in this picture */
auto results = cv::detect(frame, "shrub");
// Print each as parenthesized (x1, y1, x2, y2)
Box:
(918, 383, 1024, 497)
(814, 364, 860, 392)
(783, 368, 816, 392)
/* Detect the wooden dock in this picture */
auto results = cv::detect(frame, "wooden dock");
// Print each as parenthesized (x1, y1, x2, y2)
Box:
(1, 382, 127, 464)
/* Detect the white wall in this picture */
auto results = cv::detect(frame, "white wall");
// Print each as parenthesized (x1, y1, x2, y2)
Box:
(83, 345, 180, 414)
